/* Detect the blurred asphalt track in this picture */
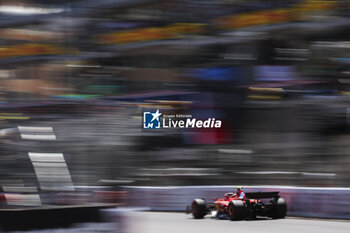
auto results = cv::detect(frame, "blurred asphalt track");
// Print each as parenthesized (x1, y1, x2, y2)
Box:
(5, 211, 350, 232)
(125, 212, 350, 233)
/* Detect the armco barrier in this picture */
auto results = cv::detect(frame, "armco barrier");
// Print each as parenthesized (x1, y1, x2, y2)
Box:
(125, 186, 350, 219)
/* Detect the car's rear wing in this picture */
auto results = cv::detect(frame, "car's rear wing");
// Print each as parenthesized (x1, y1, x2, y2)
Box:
(245, 191, 279, 199)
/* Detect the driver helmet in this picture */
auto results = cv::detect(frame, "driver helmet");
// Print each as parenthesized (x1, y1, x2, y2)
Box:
(235, 186, 243, 194)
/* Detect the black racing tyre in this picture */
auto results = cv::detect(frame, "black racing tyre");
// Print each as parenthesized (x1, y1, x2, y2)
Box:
(228, 200, 245, 221)
(192, 199, 207, 219)
(271, 197, 287, 219)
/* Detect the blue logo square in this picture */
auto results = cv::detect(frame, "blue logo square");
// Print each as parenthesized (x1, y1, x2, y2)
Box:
(143, 110, 161, 129)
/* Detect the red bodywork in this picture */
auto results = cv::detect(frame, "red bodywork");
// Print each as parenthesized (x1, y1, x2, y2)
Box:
(214, 193, 261, 215)
(189, 191, 287, 220)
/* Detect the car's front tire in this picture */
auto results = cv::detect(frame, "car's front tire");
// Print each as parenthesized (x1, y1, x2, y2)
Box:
(228, 200, 245, 221)
(192, 199, 207, 219)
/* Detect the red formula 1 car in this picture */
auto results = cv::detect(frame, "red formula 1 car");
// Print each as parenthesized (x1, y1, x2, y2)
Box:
(187, 191, 287, 220)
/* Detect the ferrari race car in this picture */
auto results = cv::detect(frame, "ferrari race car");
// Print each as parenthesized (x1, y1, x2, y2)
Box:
(187, 191, 287, 220)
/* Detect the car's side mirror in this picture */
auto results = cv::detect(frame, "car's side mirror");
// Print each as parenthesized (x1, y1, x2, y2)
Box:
(213, 197, 218, 201)
(224, 193, 231, 198)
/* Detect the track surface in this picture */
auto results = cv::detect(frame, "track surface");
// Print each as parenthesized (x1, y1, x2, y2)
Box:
(6, 211, 350, 233)
(126, 212, 350, 233)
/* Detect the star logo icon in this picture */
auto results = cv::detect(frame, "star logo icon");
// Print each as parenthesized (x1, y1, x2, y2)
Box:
(143, 109, 162, 129)
(150, 109, 161, 122)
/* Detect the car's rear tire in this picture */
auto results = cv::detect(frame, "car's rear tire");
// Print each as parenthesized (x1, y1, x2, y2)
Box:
(271, 197, 287, 219)
(192, 199, 207, 219)
(228, 200, 245, 221)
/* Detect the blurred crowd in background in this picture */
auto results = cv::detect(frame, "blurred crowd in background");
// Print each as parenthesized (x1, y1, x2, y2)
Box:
(1, 0, 350, 206)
